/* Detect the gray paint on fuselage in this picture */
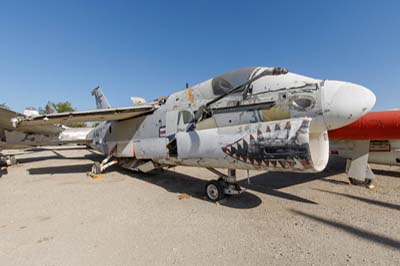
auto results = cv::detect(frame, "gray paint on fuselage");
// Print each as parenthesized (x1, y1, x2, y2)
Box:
(92, 68, 326, 159)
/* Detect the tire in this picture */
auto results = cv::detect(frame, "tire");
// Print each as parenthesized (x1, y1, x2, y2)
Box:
(91, 162, 102, 175)
(205, 180, 225, 202)
(349, 177, 373, 186)
(0, 159, 7, 168)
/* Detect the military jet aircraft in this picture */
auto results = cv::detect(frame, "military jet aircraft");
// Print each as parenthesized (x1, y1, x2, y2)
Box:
(14, 67, 376, 201)
(0, 104, 92, 174)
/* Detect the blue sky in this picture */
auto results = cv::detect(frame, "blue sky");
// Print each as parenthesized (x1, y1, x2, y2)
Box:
(0, 0, 399, 112)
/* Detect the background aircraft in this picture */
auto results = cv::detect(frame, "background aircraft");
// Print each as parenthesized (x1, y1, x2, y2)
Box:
(329, 110, 400, 186)
(0, 106, 62, 170)
(0, 104, 92, 175)
(15, 66, 376, 201)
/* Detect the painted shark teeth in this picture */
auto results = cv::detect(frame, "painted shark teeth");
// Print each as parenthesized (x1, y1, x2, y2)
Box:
(221, 119, 313, 170)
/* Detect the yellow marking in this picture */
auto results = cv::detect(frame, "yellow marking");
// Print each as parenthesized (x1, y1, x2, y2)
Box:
(177, 193, 192, 200)
(261, 107, 290, 121)
(187, 88, 194, 103)
(92, 174, 105, 179)
(87, 172, 105, 179)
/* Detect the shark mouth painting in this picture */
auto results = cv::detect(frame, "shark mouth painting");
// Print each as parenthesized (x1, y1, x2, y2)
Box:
(222, 119, 314, 169)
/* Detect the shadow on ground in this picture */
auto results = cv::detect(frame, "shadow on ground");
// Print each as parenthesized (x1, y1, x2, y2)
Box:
(315, 188, 400, 211)
(236, 158, 347, 204)
(372, 168, 400, 178)
(26, 153, 380, 208)
(291, 209, 400, 250)
(28, 163, 95, 175)
(119, 168, 263, 209)
(26, 159, 262, 209)
(18, 150, 102, 164)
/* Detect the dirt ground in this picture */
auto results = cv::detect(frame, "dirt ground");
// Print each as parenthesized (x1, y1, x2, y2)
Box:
(0, 146, 399, 266)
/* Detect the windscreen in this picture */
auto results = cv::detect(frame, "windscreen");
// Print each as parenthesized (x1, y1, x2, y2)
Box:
(211, 67, 257, 95)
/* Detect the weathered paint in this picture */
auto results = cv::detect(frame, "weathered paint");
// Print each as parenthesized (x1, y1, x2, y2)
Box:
(15, 66, 375, 175)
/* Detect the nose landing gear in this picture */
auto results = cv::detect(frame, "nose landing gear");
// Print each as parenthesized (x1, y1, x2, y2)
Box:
(205, 169, 245, 202)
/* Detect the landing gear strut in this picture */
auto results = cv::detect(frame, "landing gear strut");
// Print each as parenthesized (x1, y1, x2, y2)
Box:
(345, 141, 375, 188)
(91, 155, 118, 175)
(205, 169, 245, 202)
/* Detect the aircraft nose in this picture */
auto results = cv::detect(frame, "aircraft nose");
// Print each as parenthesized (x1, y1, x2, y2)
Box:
(322, 80, 376, 130)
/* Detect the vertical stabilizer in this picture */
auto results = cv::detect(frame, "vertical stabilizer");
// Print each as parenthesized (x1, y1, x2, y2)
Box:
(91, 86, 111, 109)
(46, 101, 57, 114)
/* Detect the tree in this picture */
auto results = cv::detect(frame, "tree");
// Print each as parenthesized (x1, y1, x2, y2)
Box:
(39, 101, 74, 114)
(53, 101, 75, 113)
(40, 101, 86, 128)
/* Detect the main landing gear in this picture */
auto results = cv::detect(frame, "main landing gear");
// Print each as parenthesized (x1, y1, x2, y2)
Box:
(0, 154, 16, 178)
(344, 141, 375, 189)
(0, 159, 7, 178)
(91, 155, 119, 175)
(0, 154, 16, 167)
(348, 177, 374, 187)
(205, 169, 244, 202)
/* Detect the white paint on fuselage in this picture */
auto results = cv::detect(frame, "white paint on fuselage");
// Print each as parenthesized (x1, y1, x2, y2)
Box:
(92, 67, 375, 174)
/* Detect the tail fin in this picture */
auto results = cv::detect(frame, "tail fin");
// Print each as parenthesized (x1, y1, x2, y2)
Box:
(45, 101, 58, 114)
(91, 86, 111, 109)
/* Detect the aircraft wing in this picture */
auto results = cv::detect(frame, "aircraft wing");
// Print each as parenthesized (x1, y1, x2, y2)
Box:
(1, 107, 62, 135)
(15, 105, 156, 127)
(0, 107, 21, 130)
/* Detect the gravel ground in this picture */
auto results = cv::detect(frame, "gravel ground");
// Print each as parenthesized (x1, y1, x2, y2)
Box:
(0, 146, 399, 266)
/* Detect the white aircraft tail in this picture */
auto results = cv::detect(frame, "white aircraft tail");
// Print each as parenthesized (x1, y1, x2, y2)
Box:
(131, 97, 146, 106)
(23, 107, 39, 117)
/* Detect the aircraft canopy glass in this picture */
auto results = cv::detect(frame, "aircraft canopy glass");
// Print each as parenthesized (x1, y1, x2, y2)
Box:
(211, 67, 257, 95)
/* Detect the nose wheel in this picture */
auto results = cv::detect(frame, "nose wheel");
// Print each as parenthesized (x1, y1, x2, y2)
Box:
(205, 169, 245, 202)
(205, 180, 226, 201)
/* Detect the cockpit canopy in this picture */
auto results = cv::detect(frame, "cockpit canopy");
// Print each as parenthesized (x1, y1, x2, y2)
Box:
(211, 67, 257, 95)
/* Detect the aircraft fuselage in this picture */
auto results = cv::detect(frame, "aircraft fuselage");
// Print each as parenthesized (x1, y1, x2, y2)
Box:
(87, 67, 375, 173)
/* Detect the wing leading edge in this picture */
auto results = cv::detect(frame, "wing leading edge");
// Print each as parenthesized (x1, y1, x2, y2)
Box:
(1, 107, 63, 135)
(15, 105, 156, 127)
